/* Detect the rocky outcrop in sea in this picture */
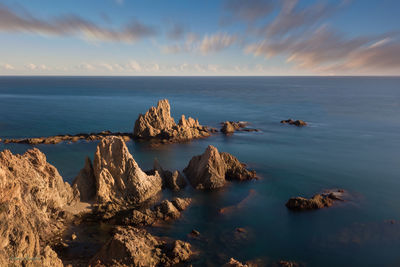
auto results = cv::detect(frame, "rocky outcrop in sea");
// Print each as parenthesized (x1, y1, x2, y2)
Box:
(183, 145, 257, 189)
(286, 190, 345, 211)
(133, 99, 210, 142)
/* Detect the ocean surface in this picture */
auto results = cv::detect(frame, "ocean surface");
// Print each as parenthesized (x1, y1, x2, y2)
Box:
(1, 76, 400, 266)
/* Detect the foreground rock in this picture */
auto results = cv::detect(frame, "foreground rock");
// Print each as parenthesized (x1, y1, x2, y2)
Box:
(221, 121, 259, 134)
(2, 130, 132, 145)
(90, 226, 192, 267)
(280, 119, 307, 126)
(133, 99, 210, 142)
(286, 189, 345, 211)
(183, 145, 257, 189)
(74, 136, 162, 205)
(0, 148, 80, 266)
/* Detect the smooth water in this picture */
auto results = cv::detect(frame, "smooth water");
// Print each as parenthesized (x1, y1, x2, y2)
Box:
(1, 76, 400, 266)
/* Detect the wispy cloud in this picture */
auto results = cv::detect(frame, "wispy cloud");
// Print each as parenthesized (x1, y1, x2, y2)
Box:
(163, 32, 237, 54)
(0, 4, 156, 43)
(166, 23, 185, 40)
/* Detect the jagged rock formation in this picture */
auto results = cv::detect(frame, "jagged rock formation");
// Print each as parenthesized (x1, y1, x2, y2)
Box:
(224, 258, 249, 267)
(152, 159, 187, 191)
(133, 99, 210, 142)
(89, 226, 192, 267)
(0, 148, 80, 266)
(2, 130, 132, 145)
(91, 136, 162, 204)
(280, 119, 307, 126)
(183, 145, 257, 189)
(286, 190, 344, 211)
(72, 157, 96, 202)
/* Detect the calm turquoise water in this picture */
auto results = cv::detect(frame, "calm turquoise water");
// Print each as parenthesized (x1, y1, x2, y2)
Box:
(1, 76, 400, 266)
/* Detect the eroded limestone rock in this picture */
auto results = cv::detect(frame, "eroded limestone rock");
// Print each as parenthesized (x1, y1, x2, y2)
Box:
(133, 99, 210, 142)
(153, 159, 187, 191)
(93, 136, 162, 204)
(183, 145, 257, 189)
(0, 148, 80, 266)
(89, 226, 192, 267)
(72, 156, 96, 202)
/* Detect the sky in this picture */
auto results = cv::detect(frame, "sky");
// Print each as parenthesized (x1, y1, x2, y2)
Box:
(0, 0, 399, 76)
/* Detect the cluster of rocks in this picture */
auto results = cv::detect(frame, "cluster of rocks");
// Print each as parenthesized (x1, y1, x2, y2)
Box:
(286, 189, 345, 211)
(184, 145, 257, 189)
(1, 130, 132, 145)
(133, 99, 211, 142)
(221, 121, 260, 134)
(0, 148, 81, 266)
(280, 119, 307, 126)
(224, 258, 301, 267)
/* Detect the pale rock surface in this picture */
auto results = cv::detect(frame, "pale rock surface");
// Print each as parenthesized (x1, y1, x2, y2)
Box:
(133, 99, 210, 142)
(0, 148, 79, 266)
(183, 145, 257, 189)
(93, 136, 162, 204)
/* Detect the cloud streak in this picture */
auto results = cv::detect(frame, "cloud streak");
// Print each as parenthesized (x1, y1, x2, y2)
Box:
(0, 4, 156, 43)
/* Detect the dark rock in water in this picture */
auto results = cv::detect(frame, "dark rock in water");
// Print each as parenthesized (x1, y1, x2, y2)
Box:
(280, 119, 307, 126)
(153, 159, 187, 191)
(172, 197, 192, 211)
(154, 200, 181, 219)
(286, 189, 345, 211)
(183, 145, 257, 189)
(190, 229, 200, 237)
(72, 156, 96, 202)
(89, 226, 192, 267)
(221, 121, 236, 134)
(133, 99, 210, 142)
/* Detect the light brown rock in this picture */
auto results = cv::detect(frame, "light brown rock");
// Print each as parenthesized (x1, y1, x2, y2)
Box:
(183, 145, 257, 189)
(0, 148, 79, 266)
(133, 99, 210, 142)
(89, 226, 192, 267)
(93, 136, 162, 204)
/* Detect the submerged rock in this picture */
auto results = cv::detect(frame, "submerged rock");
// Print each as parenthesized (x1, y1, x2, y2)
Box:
(133, 99, 210, 142)
(92, 136, 162, 204)
(280, 119, 307, 126)
(183, 145, 257, 189)
(286, 190, 345, 211)
(89, 226, 192, 267)
(0, 148, 80, 266)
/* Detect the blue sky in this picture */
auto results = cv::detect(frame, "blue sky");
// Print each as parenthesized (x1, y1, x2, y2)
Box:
(0, 0, 399, 75)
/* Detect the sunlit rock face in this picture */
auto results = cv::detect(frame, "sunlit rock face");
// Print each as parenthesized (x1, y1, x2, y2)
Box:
(92, 136, 162, 204)
(0, 148, 79, 266)
(183, 145, 257, 190)
(133, 99, 210, 142)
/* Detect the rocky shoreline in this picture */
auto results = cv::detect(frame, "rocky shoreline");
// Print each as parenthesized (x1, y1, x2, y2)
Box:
(0, 99, 337, 266)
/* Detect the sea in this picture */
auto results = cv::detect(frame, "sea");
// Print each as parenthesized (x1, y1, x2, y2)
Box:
(0, 76, 399, 266)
